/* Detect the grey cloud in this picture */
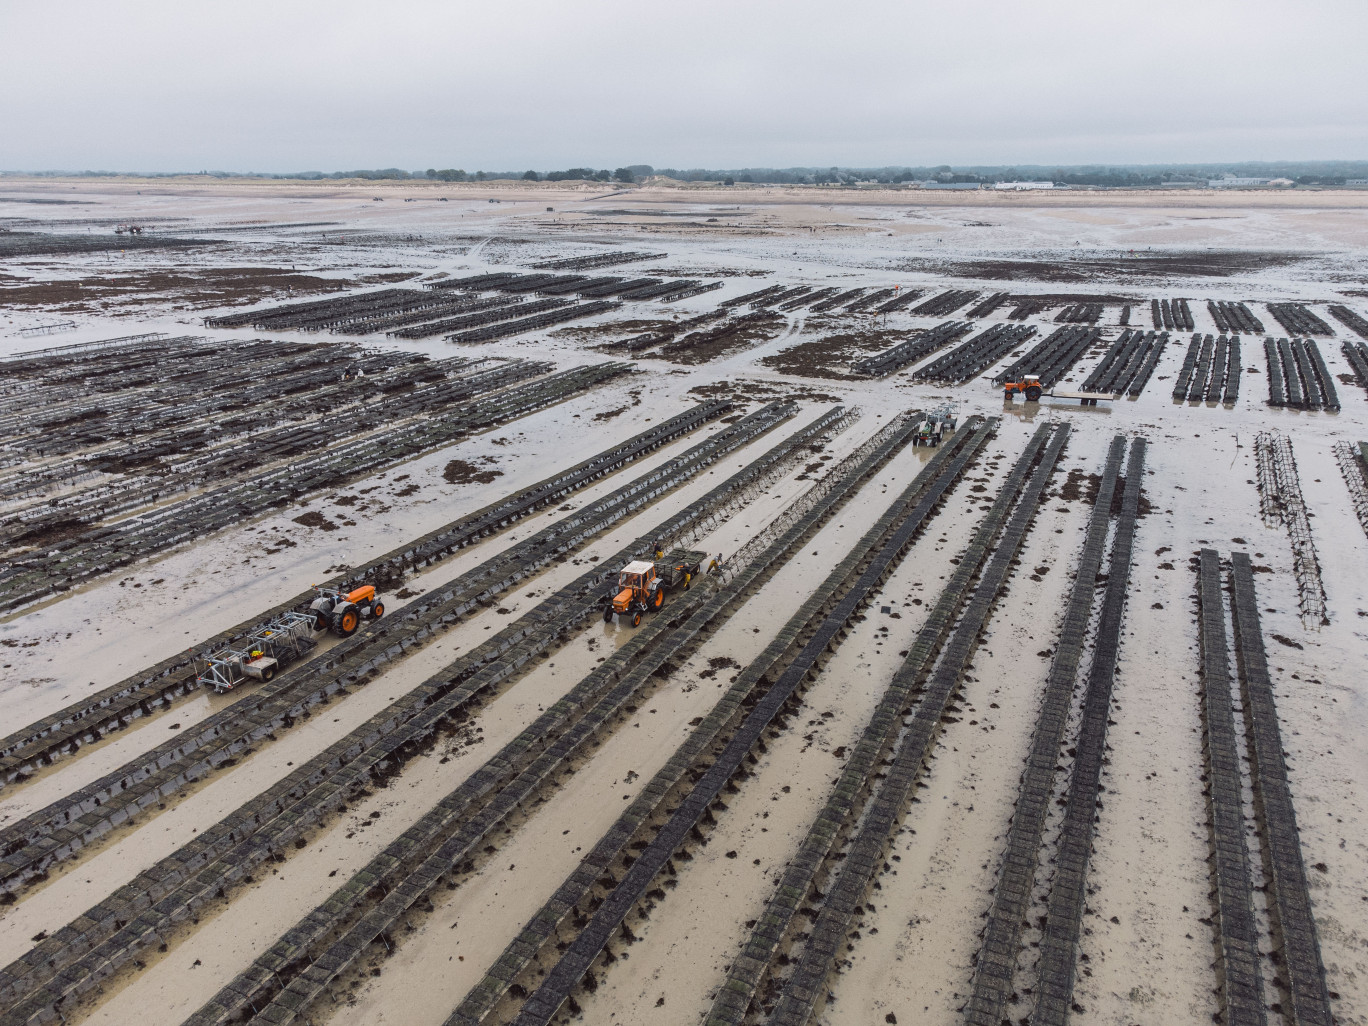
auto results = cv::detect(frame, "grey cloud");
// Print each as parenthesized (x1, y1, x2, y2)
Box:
(2, 0, 1365, 170)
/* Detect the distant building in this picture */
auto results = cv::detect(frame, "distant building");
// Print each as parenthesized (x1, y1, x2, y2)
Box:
(917, 181, 981, 190)
(993, 181, 1054, 191)
(1209, 175, 1294, 187)
(1344, 179, 1368, 185)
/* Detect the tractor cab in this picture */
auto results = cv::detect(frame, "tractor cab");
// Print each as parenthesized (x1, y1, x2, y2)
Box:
(601, 551, 704, 627)
(613, 561, 657, 614)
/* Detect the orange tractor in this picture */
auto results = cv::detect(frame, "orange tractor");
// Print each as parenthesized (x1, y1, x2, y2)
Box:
(309, 584, 386, 637)
(602, 550, 703, 627)
(1002, 374, 1044, 402)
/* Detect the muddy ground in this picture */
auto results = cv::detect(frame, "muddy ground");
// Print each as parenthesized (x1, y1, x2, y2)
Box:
(1, 178, 1366, 1026)
(760, 327, 916, 379)
(900, 250, 1310, 281)
(0, 266, 368, 312)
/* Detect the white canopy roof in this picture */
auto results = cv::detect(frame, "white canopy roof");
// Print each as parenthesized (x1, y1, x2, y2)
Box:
(621, 560, 654, 575)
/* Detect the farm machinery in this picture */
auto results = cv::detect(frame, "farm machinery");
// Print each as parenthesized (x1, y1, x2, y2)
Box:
(309, 584, 386, 637)
(913, 404, 959, 446)
(1002, 374, 1117, 406)
(601, 549, 704, 627)
(195, 612, 318, 693)
(192, 580, 386, 694)
(1002, 375, 1045, 402)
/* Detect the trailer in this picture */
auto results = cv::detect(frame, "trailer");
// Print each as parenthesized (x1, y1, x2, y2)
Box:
(195, 611, 318, 693)
(913, 404, 959, 445)
(1003, 374, 1118, 406)
(601, 548, 705, 626)
(1041, 389, 1120, 406)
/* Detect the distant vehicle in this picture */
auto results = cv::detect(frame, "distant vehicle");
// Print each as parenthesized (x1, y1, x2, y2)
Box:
(114, 224, 145, 235)
(914, 404, 958, 446)
(1003, 374, 1117, 406)
(1003, 374, 1044, 402)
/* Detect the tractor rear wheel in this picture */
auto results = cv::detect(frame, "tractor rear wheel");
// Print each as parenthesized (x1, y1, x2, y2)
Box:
(1026, 386, 1042, 402)
(312, 608, 330, 632)
(653, 588, 665, 609)
(333, 604, 359, 637)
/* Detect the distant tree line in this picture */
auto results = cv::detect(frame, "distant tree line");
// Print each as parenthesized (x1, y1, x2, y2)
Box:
(9, 161, 1368, 185)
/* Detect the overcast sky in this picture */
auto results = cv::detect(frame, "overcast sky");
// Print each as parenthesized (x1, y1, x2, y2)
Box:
(2, 0, 1365, 172)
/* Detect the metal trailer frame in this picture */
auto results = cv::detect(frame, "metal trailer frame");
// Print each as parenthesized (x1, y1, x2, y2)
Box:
(196, 611, 318, 693)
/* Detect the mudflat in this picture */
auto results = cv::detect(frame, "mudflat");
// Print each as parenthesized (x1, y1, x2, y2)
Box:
(0, 178, 1364, 1026)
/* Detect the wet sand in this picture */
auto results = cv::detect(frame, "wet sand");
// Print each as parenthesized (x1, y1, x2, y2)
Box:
(1, 180, 1366, 1026)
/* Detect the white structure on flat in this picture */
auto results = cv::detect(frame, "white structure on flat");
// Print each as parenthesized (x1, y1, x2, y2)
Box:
(993, 181, 1054, 190)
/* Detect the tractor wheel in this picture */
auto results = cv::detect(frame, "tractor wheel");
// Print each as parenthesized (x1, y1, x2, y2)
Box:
(312, 609, 330, 632)
(631, 610, 643, 627)
(332, 604, 359, 637)
(1026, 386, 1042, 402)
(603, 607, 613, 623)
(653, 587, 665, 609)
(371, 602, 385, 618)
